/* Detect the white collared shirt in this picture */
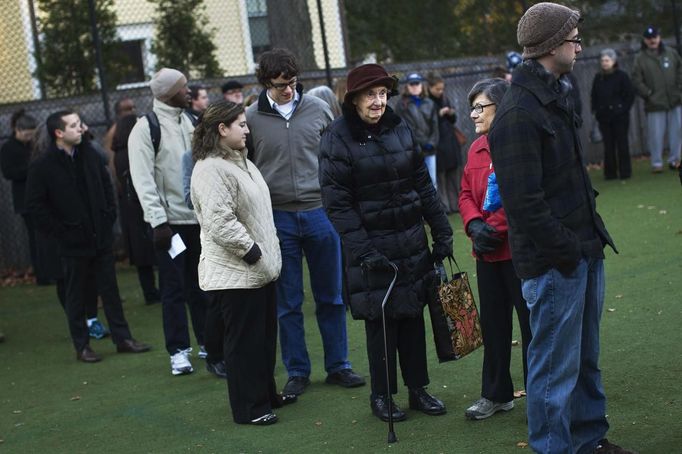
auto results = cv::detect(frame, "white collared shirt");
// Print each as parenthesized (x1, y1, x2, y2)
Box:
(266, 90, 300, 120)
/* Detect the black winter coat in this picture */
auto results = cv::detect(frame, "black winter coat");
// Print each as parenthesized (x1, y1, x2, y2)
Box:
(1, 137, 31, 214)
(429, 94, 460, 172)
(25, 142, 116, 257)
(319, 104, 453, 321)
(489, 60, 616, 279)
(590, 68, 635, 122)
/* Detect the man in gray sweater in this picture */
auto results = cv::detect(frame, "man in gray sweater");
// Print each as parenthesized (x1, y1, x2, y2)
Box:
(246, 48, 364, 396)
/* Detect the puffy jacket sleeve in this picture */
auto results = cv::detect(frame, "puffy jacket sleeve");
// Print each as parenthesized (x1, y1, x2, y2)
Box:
(191, 162, 255, 258)
(409, 128, 452, 247)
(631, 55, 652, 99)
(319, 128, 377, 263)
(128, 117, 167, 228)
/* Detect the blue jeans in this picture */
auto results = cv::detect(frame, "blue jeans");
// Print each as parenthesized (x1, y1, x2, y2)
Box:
(273, 208, 351, 377)
(522, 258, 609, 454)
(424, 154, 437, 189)
(646, 106, 682, 168)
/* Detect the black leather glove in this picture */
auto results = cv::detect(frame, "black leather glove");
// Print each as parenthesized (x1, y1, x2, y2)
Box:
(243, 243, 262, 264)
(152, 223, 174, 251)
(361, 252, 392, 272)
(431, 241, 452, 264)
(467, 219, 503, 256)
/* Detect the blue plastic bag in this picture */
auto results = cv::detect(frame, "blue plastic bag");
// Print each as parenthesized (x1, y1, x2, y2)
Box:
(483, 172, 502, 212)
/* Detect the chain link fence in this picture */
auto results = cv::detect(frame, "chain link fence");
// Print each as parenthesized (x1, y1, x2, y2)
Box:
(0, 0, 656, 273)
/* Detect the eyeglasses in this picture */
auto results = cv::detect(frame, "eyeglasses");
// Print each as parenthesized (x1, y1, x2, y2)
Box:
(270, 79, 297, 90)
(470, 102, 495, 114)
(362, 89, 388, 101)
(564, 36, 582, 47)
(408, 81, 421, 86)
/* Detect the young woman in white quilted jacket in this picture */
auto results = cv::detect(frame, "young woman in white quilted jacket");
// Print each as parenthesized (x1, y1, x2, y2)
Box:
(190, 101, 295, 426)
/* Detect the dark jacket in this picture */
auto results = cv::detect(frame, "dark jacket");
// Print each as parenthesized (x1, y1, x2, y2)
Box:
(488, 61, 616, 279)
(1, 137, 31, 214)
(590, 68, 635, 122)
(429, 93, 460, 172)
(632, 45, 682, 112)
(25, 142, 116, 257)
(392, 95, 439, 155)
(319, 104, 452, 320)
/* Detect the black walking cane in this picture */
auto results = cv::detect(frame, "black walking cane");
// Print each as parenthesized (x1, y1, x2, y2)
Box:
(381, 262, 399, 444)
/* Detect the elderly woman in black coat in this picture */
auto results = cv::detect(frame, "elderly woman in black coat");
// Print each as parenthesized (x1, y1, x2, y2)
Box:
(319, 64, 453, 423)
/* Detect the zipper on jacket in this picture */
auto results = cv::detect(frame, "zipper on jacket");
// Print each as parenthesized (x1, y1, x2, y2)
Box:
(286, 121, 290, 129)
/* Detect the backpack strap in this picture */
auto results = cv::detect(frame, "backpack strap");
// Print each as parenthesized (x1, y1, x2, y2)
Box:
(145, 111, 161, 156)
(183, 109, 199, 127)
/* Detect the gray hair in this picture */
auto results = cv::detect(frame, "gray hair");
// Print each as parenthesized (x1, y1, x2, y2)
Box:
(307, 85, 342, 118)
(467, 78, 509, 106)
(600, 48, 617, 62)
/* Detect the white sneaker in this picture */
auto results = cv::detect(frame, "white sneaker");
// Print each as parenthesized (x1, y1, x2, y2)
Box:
(170, 348, 194, 376)
(465, 397, 514, 420)
(198, 345, 208, 359)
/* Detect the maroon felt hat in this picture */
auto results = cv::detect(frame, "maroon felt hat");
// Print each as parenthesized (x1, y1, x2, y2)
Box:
(344, 64, 398, 104)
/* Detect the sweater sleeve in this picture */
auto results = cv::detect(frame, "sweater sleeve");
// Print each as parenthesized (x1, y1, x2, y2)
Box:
(457, 149, 483, 233)
(319, 129, 378, 263)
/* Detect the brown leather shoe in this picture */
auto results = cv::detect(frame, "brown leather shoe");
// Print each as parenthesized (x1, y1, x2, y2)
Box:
(76, 345, 101, 363)
(116, 339, 151, 354)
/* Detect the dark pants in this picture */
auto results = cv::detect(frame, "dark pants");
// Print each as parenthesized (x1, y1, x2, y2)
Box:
(155, 224, 208, 354)
(437, 168, 459, 213)
(136, 265, 160, 302)
(365, 313, 429, 396)
(61, 249, 132, 352)
(599, 114, 631, 180)
(21, 214, 43, 282)
(476, 259, 532, 403)
(212, 283, 278, 424)
(204, 294, 225, 364)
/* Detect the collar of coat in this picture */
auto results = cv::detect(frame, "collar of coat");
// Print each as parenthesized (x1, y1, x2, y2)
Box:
(153, 98, 185, 120)
(512, 60, 572, 107)
(341, 101, 401, 142)
(208, 144, 247, 163)
(256, 83, 305, 115)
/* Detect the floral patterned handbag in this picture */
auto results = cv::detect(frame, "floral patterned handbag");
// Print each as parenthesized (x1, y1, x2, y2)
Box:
(428, 256, 483, 362)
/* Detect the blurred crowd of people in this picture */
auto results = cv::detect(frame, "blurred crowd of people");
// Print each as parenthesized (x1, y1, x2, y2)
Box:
(5, 2, 678, 452)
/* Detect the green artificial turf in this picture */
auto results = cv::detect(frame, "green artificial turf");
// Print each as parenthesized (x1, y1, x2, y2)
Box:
(1, 160, 680, 453)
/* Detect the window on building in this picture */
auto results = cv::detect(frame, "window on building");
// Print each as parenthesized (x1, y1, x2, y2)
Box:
(246, 0, 270, 61)
(114, 39, 146, 85)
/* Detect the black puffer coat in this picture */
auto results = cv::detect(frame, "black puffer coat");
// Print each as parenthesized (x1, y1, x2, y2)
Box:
(319, 104, 452, 321)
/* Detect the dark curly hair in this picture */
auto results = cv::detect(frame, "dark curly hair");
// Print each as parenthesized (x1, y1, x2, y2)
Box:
(256, 48, 299, 87)
(191, 101, 245, 161)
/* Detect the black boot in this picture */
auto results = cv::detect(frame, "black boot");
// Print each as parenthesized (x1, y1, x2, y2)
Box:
(408, 387, 446, 415)
(370, 394, 407, 422)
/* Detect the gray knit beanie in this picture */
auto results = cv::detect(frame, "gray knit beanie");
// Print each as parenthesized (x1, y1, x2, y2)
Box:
(517, 2, 581, 59)
(600, 48, 617, 62)
(150, 68, 187, 102)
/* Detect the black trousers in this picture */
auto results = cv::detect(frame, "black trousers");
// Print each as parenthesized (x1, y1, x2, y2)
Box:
(476, 259, 532, 403)
(155, 224, 208, 354)
(599, 114, 631, 179)
(136, 265, 160, 302)
(62, 249, 132, 351)
(204, 293, 225, 364)
(364, 313, 429, 396)
(211, 283, 278, 424)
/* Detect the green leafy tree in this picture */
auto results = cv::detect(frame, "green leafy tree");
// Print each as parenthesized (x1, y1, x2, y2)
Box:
(34, 0, 124, 96)
(151, 0, 222, 78)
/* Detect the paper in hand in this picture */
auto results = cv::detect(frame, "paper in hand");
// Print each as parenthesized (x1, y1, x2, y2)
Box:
(168, 233, 187, 258)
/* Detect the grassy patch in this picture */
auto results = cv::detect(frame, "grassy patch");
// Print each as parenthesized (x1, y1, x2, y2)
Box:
(1, 161, 680, 453)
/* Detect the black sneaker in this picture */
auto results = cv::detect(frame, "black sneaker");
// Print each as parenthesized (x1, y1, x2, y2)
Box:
(206, 360, 227, 379)
(594, 439, 638, 454)
(325, 369, 366, 388)
(282, 376, 310, 395)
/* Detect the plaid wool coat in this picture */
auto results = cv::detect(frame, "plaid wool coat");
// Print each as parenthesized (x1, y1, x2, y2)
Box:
(488, 61, 616, 279)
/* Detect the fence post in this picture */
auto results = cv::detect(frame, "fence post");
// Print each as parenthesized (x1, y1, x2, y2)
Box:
(672, 0, 682, 56)
(316, 0, 333, 88)
(27, 0, 46, 99)
(87, 0, 112, 125)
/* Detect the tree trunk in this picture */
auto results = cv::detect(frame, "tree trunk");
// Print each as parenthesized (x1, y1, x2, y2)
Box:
(266, 0, 317, 69)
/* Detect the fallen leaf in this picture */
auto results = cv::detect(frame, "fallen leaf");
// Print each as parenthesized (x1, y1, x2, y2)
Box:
(314, 421, 322, 426)
(351, 420, 357, 424)
(647, 205, 655, 210)
(70, 396, 80, 401)
(637, 204, 644, 208)
(511, 340, 519, 346)
(657, 311, 663, 315)
(517, 441, 528, 448)
(12, 410, 21, 414)
(615, 294, 623, 299)
(659, 210, 667, 215)
(607, 308, 616, 312)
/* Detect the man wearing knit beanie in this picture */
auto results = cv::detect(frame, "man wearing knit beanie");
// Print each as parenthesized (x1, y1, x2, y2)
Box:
(128, 68, 218, 377)
(488, 3, 636, 454)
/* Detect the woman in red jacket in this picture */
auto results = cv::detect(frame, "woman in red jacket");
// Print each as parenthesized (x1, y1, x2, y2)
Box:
(458, 78, 531, 420)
